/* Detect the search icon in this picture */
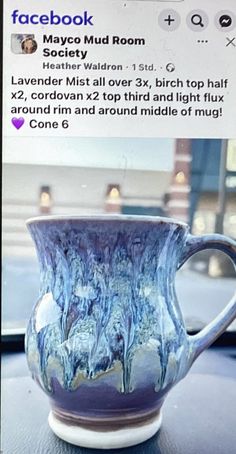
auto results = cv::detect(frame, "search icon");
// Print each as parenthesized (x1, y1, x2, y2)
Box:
(191, 14, 204, 28)
(187, 10, 209, 32)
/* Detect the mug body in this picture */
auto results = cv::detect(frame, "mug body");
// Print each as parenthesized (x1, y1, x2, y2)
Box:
(25, 215, 191, 446)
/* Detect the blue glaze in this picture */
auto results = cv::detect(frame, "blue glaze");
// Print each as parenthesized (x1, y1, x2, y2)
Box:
(25, 216, 236, 420)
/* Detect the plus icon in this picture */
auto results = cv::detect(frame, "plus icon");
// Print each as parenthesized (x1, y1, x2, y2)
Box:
(158, 10, 180, 31)
(164, 14, 175, 26)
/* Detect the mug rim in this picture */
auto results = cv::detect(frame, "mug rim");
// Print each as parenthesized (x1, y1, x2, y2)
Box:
(26, 214, 188, 228)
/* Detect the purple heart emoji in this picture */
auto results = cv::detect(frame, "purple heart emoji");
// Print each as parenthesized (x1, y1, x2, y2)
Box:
(12, 117, 25, 130)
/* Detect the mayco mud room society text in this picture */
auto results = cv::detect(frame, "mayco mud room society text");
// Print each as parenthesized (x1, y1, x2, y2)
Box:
(42, 34, 145, 59)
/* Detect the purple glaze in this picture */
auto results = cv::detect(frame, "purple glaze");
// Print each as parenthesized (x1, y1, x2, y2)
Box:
(25, 215, 236, 424)
(49, 378, 169, 419)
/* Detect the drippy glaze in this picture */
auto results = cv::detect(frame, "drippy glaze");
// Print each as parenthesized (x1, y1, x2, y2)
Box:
(26, 218, 191, 403)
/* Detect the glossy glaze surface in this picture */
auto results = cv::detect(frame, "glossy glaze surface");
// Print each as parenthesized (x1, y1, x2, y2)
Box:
(25, 217, 192, 418)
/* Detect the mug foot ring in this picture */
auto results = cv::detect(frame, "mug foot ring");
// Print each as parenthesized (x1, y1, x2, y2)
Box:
(48, 410, 162, 449)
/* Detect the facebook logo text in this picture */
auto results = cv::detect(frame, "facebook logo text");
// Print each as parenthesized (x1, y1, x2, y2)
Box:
(11, 10, 94, 26)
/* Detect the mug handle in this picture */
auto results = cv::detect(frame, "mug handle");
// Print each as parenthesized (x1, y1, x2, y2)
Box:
(178, 233, 236, 365)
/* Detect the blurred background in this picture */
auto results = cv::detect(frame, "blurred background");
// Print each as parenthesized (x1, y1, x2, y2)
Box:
(2, 137, 236, 333)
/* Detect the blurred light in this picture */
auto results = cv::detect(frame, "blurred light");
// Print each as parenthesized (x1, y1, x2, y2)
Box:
(175, 171, 186, 184)
(40, 192, 50, 206)
(105, 184, 121, 213)
(194, 216, 206, 233)
(208, 255, 222, 278)
(39, 185, 52, 213)
(109, 187, 120, 199)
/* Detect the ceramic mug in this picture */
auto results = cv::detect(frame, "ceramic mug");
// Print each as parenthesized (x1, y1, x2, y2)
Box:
(25, 215, 236, 449)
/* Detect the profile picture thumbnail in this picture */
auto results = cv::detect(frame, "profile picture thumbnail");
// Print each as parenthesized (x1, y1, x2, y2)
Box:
(11, 34, 38, 54)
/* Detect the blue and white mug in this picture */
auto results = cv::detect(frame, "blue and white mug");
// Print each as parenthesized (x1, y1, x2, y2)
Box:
(25, 215, 236, 449)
